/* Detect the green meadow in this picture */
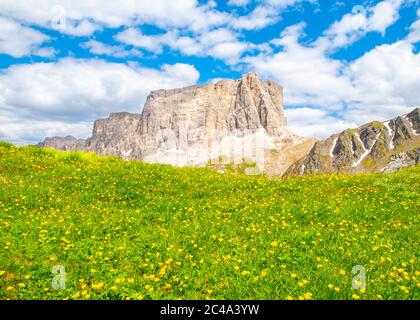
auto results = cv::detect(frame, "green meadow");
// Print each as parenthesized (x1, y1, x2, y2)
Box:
(0, 142, 418, 300)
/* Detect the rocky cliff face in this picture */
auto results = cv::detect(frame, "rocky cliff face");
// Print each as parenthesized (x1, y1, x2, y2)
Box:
(40, 73, 313, 176)
(285, 108, 420, 176)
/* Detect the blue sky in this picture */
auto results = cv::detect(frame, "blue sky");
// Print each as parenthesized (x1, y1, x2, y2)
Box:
(0, 0, 419, 144)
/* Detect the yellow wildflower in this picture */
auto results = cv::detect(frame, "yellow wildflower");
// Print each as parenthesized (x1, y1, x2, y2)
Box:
(91, 282, 104, 290)
(115, 277, 125, 284)
(304, 293, 313, 300)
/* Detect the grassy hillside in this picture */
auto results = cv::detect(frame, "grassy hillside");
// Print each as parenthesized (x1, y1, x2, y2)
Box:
(0, 142, 419, 300)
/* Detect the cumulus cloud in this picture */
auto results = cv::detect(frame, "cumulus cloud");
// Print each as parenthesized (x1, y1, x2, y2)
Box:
(0, 59, 199, 144)
(231, 6, 280, 30)
(230, 0, 317, 30)
(344, 40, 420, 123)
(227, 0, 251, 6)
(265, 0, 312, 5)
(408, 20, 420, 43)
(0, 16, 50, 57)
(368, 0, 404, 33)
(115, 27, 251, 64)
(244, 23, 355, 108)
(272, 3, 419, 139)
(0, 0, 319, 62)
(0, 0, 220, 33)
(114, 28, 170, 54)
(317, 0, 404, 51)
(0, 0, 253, 35)
(0, 0, 318, 39)
(81, 40, 141, 58)
(33, 47, 57, 58)
(407, 9, 420, 43)
(0, 120, 93, 146)
(285, 107, 357, 138)
(243, 18, 420, 137)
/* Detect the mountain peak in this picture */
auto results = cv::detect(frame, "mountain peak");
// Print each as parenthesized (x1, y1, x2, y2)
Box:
(242, 72, 260, 80)
(39, 74, 310, 176)
(285, 107, 420, 176)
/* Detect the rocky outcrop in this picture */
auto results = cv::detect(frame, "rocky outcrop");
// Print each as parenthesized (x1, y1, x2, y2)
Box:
(285, 108, 420, 176)
(39, 73, 313, 176)
(40, 136, 87, 151)
(380, 149, 420, 173)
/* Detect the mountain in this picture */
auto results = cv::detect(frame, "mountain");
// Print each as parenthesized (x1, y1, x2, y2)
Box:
(40, 73, 314, 176)
(284, 108, 420, 177)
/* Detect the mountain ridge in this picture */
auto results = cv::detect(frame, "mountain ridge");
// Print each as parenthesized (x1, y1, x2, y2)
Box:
(284, 108, 420, 176)
(40, 73, 314, 176)
(39, 73, 419, 176)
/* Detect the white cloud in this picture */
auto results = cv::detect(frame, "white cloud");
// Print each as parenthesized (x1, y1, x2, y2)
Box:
(285, 107, 357, 138)
(230, 0, 317, 31)
(317, 11, 366, 50)
(344, 40, 420, 123)
(59, 19, 101, 36)
(318, 0, 404, 51)
(0, 59, 199, 145)
(0, 0, 318, 39)
(263, 0, 315, 7)
(115, 27, 251, 64)
(407, 9, 420, 43)
(114, 28, 169, 53)
(243, 22, 420, 137)
(228, 0, 251, 6)
(34, 47, 57, 58)
(231, 6, 279, 30)
(168, 36, 203, 56)
(368, 0, 403, 34)
(197, 28, 251, 63)
(244, 23, 355, 108)
(0, 16, 50, 57)
(408, 20, 420, 43)
(81, 40, 141, 58)
(209, 42, 250, 64)
(0, 0, 230, 34)
(0, 0, 319, 62)
(0, 120, 93, 146)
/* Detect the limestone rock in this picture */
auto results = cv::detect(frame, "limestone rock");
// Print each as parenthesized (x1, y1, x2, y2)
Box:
(380, 149, 420, 173)
(40, 136, 87, 151)
(39, 73, 313, 176)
